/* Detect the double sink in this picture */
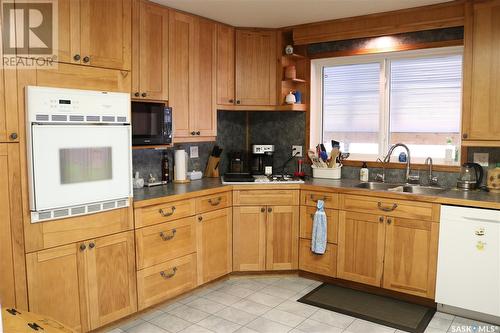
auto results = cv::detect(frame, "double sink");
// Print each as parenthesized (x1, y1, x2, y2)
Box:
(356, 182, 447, 195)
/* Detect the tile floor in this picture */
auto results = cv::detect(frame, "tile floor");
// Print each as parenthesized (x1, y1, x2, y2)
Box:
(100, 275, 500, 333)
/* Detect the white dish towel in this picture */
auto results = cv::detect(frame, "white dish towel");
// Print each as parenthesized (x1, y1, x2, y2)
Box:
(311, 199, 327, 254)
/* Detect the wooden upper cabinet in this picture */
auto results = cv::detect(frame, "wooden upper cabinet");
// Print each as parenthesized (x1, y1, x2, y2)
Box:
(191, 18, 217, 137)
(216, 24, 235, 105)
(26, 244, 87, 332)
(169, 10, 194, 138)
(55, 0, 131, 70)
(132, 0, 169, 100)
(85, 231, 137, 329)
(337, 211, 386, 287)
(235, 30, 277, 106)
(462, 0, 500, 143)
(196, 208, 232, 284)
(383, 218, 439, 299)
(169, 11, 216, 141)
(266, 206, 299, 270)
(233, 206, 267, 271)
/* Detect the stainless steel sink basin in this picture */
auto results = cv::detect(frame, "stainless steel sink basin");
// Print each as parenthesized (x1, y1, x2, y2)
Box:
(355, 182, 401, 190)
(391, 185, 447, 195)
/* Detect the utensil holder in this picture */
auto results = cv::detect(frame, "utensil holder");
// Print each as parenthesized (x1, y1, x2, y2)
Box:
(312, 165, 342, 179)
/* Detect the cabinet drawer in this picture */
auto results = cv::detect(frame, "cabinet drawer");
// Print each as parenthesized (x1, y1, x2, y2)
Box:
(137, 253, 197, 310)
(196, 192, 232, 214)
(341, 194, 439, 222)
(301, 191, 339, 209)
(300, 206, 338, 244)
(135, 199, 196, 228)
(299, 239, 337, 277)
(233, 190, 299, 206)
(136, 217, 196, 270)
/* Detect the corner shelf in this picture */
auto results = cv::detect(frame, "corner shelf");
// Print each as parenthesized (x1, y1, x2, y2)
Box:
(282, 78, 307, 83)
(283, 53, 306, 60)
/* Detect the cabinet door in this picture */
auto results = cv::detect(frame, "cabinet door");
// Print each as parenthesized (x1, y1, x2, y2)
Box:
(133, 0, 169, 100)
(233, 206, 266, 271)
(216, 24, 235, 105)
(26, 244, 87, 332)
(337, 211, 386, 286)
(80, 0, 131, 70)
(191, 18, 217, 137)
(235, 30, 277, 106)
(55, 0, 81, 64)
(383, 218, 439, 299)
(196, 208, 232, 284)
(169, 11, 194, 138)
(462, 0, 500, 141)
(85, 231, 137, 329)
(266, 206, 299, 270)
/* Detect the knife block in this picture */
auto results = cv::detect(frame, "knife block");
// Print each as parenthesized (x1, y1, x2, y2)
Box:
(204, 156, 220, 178)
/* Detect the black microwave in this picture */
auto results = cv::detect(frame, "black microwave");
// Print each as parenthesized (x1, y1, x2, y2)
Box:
(131, 101, 172, 145)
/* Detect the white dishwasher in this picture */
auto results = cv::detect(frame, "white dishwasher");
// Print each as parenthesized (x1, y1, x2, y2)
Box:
(436, 205, 500, 317)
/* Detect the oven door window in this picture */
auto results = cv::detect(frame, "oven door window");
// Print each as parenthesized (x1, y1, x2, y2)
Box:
(60, 147, 113, 184)
(31, 125, 131, 211)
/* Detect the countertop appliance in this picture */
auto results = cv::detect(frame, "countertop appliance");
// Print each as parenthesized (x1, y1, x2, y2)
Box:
(229, 151, 245, 173)
(131, 101, 172, 146)
(26, 86, 132, 223)
(457, 162, 483, 190)
(436, 205, 500, 318)
(251, 144, 275, 175)
(221, 173, 304, 184)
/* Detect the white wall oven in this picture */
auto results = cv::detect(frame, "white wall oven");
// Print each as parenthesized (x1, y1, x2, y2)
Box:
(26, 86, 132, 223)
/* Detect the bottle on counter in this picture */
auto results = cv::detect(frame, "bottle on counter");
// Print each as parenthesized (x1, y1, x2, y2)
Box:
(360, 162, 369, 182)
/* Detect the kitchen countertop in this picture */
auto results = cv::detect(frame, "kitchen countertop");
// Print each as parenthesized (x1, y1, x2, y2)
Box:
(133, 177, 500, 210)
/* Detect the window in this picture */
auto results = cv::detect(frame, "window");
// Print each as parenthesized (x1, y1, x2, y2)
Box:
(314, 47, 463, 165)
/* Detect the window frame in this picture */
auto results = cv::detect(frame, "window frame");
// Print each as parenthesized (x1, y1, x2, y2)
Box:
(311, 46, 464, 164)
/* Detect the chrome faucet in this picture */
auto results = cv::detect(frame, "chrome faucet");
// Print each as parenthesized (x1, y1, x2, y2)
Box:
(381, 143, 419, 184)
(425, 157, 439, 186)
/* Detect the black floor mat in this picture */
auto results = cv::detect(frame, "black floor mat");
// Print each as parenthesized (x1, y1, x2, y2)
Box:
(298, 283, 435, 333)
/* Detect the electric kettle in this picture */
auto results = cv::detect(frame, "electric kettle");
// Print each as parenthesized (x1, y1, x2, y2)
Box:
(457, 162, 483, 190)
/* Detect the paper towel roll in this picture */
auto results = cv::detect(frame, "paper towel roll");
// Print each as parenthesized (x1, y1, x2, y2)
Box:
(174, 149, 187, 181)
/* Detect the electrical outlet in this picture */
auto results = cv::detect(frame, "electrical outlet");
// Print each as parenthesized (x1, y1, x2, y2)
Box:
(473, 152, 489, 167)
(190, 146, 199, 159)
(292, 145, 303, 157)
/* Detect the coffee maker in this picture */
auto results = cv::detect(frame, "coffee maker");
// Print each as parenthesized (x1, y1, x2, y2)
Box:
(251, 145, 274, 175)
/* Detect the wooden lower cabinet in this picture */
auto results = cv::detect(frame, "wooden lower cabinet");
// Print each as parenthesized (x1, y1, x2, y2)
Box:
(383, 218, 439, 299)
(196, 208, 232, 284)
(299, 239, 337, 277)
(266, 206, 299, 270)
(233, 205, 299, 272)
(233, 206, 267, 271)
(137, 253, 197, 310)
(337, 211, 386, 286)
(26, 231, 137, 332)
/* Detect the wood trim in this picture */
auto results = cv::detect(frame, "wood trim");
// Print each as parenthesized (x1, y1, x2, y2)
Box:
(462, 140, 500, 147)
(340, 160, 461, 173)
(217, 104, 307, 111)
(292, 1, 466, 45)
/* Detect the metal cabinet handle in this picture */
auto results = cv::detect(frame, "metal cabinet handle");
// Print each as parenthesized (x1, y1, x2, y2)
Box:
(379, 216, 384, 223)
(79, 243, 86, 251)
(236, 100, 241, 104)
(190, 131, 196, 135)
(73, 54, 81, 61)
(268, 207, 272, 213)
(198, 216, 203, 222)
(9, 133, 18, 140)
(88, 242, 95, 249)
(141, 92, 147, 98)
(196, 131, 201, 135)
(462, 133, 468, 139)
(160, 229, 176, 241)
(310, 194, 328, 202)
(83, 56, 90, 63)
(387, 218, 392, 225)
(160, 267, 177, 279)
(134, 92, 140, 97)
(159, 206, 176, 217)
(229, 99, 234, 103)
(261, 207, 266, 213)
(377, 202, 398, 212)
(208, 197, 221, 206)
